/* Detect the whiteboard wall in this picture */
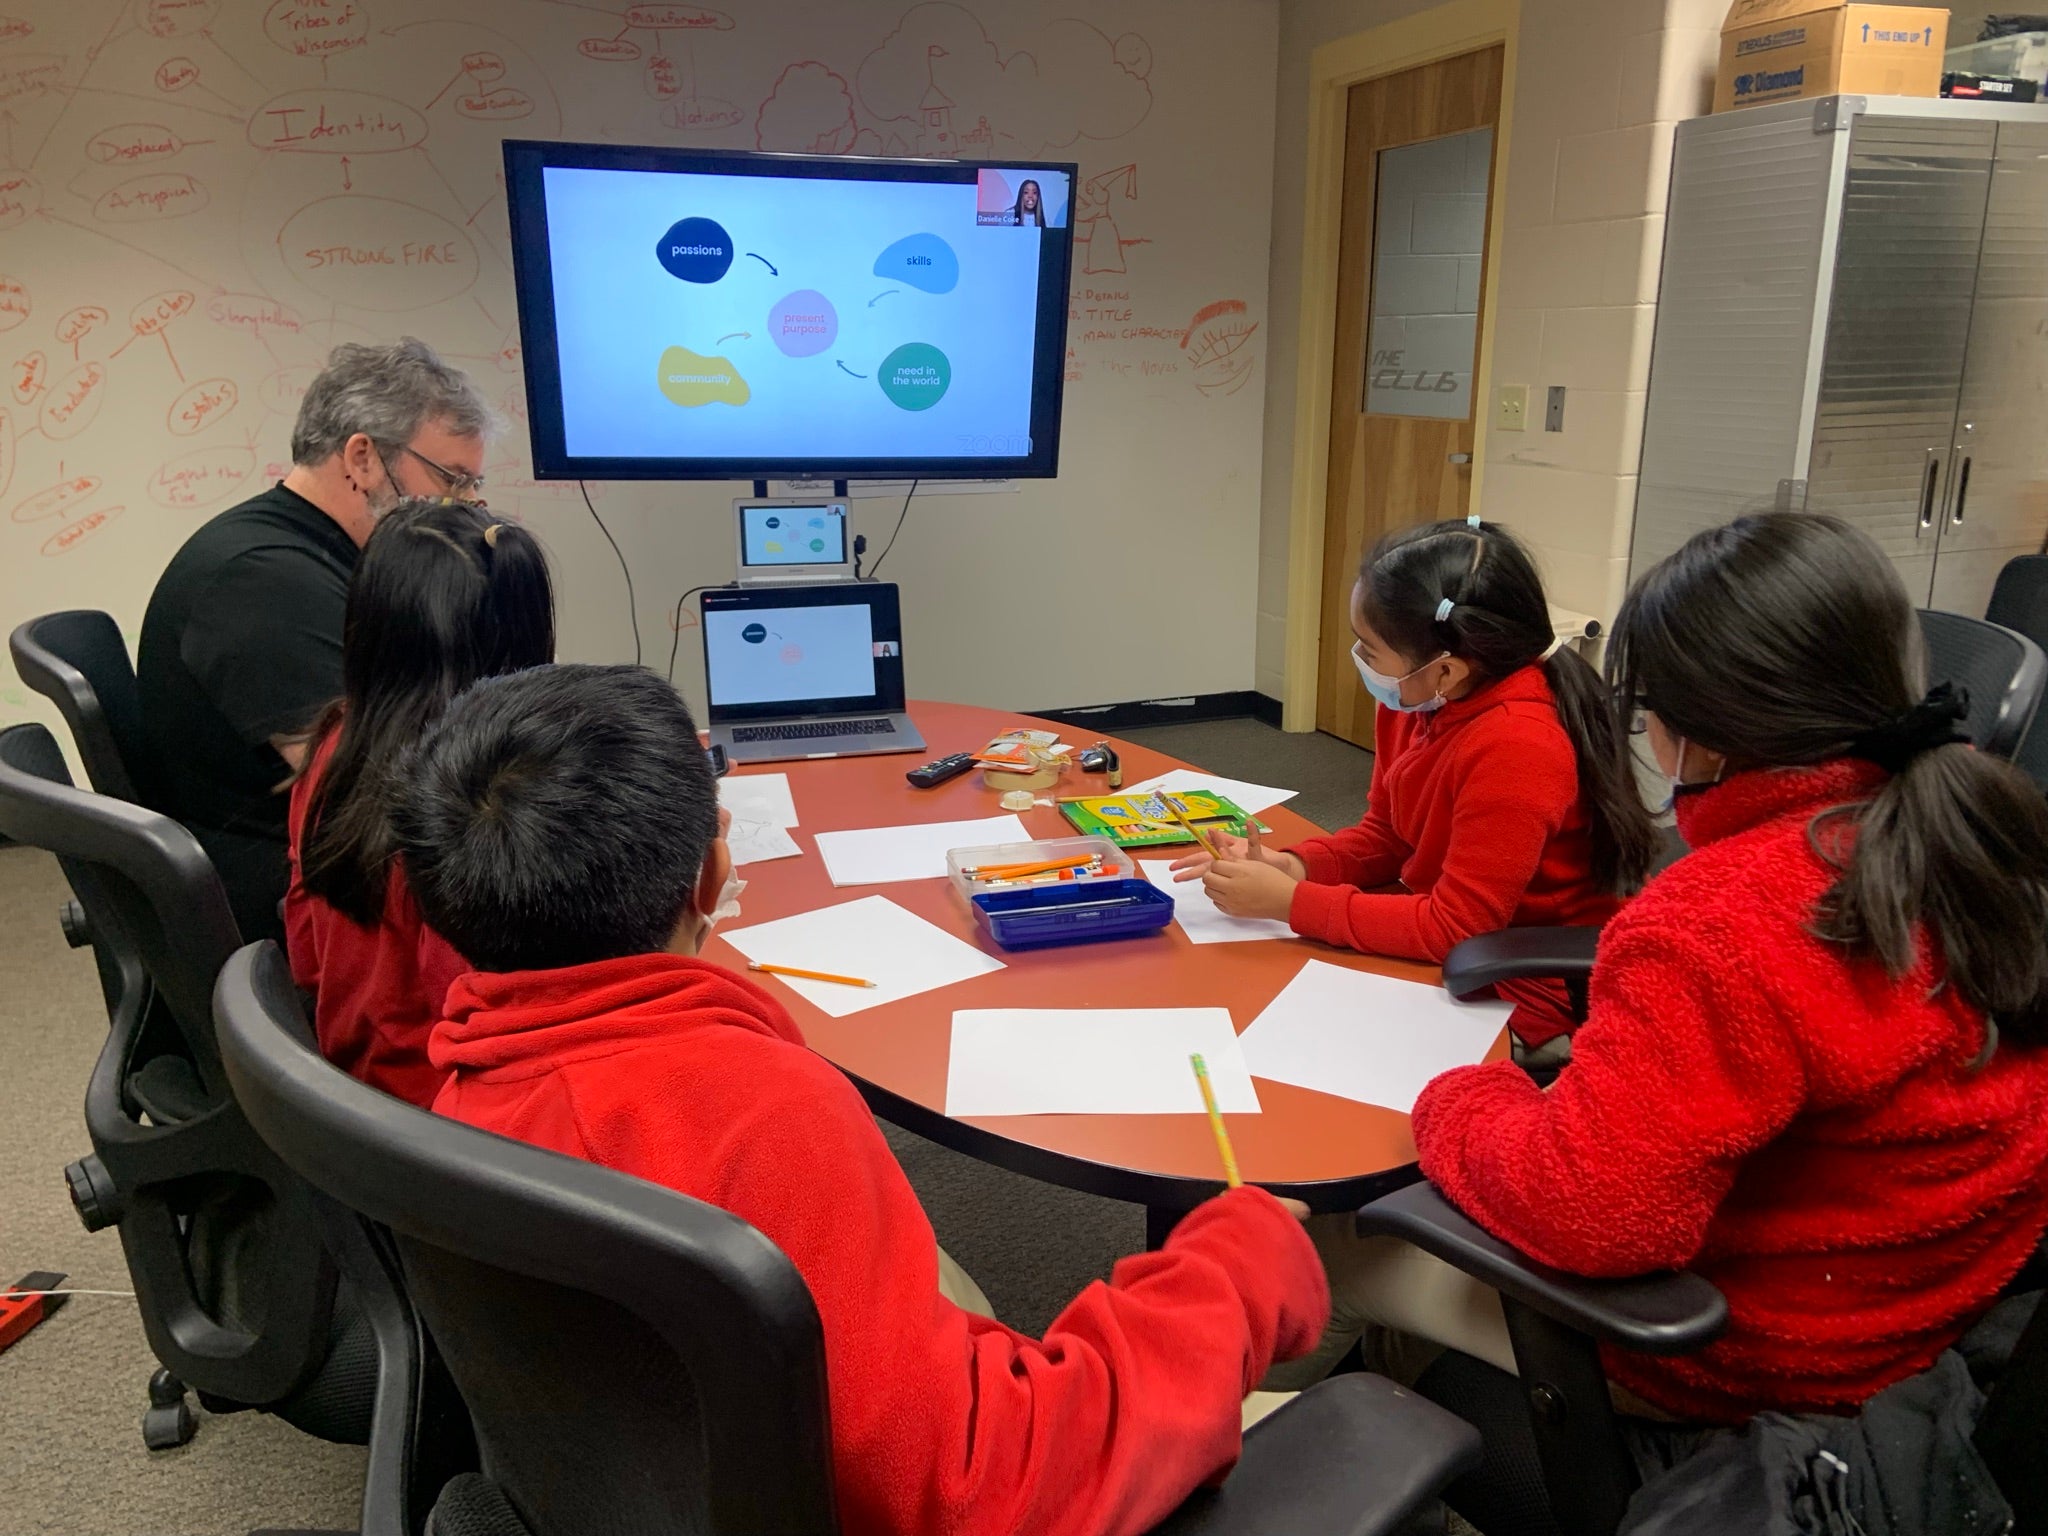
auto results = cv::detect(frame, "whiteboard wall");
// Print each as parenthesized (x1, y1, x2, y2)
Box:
(0, 0, 1279, 752)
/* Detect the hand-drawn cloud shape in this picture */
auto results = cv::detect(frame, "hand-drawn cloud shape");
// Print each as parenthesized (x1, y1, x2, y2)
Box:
(855, 3, 1152, 157)
(658, 346, 749, 407)
(873, 233, 957, 295)
(756, 62, 857, 153)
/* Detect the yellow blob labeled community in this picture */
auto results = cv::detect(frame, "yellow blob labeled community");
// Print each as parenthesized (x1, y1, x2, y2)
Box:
(657, 345, 750, 408)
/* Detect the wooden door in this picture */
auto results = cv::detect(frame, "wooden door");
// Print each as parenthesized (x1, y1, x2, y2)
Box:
(1317, 47, 1503, 748)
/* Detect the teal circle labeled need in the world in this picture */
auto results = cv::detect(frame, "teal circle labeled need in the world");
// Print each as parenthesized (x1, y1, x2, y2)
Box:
(878, 342, 950, 411)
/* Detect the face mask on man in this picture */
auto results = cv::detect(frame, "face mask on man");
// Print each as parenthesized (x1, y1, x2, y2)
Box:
(1352, 641, 1450, 714)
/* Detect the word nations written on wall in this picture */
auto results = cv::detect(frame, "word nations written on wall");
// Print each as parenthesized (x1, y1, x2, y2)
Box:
(0, 0, 1263, 719)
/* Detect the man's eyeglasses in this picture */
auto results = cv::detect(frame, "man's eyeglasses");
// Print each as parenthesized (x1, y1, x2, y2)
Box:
(385, 443, 486, 501)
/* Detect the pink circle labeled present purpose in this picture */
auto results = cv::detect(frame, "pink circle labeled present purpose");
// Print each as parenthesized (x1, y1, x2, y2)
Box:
(769, 289, 837, 357)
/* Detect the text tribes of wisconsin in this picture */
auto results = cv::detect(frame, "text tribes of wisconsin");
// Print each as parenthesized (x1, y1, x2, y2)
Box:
(652, 215, 958, 414)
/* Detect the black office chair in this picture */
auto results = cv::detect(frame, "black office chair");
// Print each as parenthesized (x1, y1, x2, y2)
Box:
(214, 939, 1486, 1536)
(10, 610, 156, 805)
(0, 723, 373, 1452)
(1986, 557, 2048, 789)
(1920, 608, 2046, 761)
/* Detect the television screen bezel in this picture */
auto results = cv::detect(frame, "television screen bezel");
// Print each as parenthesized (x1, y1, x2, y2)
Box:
(502, 138, 1078, 483)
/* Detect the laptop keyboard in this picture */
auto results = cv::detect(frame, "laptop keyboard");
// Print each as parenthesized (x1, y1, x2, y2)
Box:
(731, 718, 895, 743)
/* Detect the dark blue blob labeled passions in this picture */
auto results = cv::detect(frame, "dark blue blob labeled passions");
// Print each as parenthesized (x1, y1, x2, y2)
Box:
(656, 217, 734, 283)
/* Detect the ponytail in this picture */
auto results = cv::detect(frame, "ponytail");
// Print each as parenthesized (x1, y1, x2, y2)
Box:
(1546, 645, 1660, 894)
(1359, 517, 1657, 895)
(1811, 743, 2048, 1043)
(1615, 510, 2048, 1047)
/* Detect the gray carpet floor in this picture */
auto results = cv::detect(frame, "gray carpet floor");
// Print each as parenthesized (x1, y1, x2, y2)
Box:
(0, 718, 1375, 1534)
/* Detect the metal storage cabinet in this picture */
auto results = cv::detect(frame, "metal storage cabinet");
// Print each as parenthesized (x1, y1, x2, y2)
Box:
(1631, 95, 2048, 615)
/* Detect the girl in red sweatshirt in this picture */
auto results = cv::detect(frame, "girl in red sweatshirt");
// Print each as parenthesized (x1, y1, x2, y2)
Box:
(284, 498, 554, 1106)
(1177, 515, 1656, 1048)
(1393, 514, 2048, 1430)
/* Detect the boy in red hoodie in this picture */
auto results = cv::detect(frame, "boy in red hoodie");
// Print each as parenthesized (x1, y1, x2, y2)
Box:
(390, 662, 1332, 1536)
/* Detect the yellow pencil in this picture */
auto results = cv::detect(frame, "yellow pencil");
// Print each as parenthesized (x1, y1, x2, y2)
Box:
(748, 962, 877, 988)
(1165, 796, 1220, 858)
(1189, 1053, 1242, 1188)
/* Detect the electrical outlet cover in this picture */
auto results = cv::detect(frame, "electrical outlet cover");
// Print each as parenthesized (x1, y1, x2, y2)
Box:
(1495, 385, 1528, 432)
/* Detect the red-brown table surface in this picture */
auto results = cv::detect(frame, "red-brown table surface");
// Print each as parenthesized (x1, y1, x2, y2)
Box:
(700, 700, 1507, 1219)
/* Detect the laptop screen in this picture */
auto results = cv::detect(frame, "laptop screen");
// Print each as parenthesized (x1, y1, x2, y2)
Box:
(738, 503, 848, 570)
(701, 582, 905, 723)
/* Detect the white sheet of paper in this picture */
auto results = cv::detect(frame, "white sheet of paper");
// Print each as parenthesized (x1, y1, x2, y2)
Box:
(1139, 862, 1296, 945)
(946, 1008, 1262, 1117)
(1237, 959, 1510, 1113)
(814, 813, 1031, 886)
(719, 772, 799, 828)
(1124, 767, 1300, 817)
(721, 895, 1005, 1017)
(725, 817, 803, 866)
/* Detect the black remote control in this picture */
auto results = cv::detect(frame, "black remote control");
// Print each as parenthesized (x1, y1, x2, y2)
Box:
(906, 751, 976, 788)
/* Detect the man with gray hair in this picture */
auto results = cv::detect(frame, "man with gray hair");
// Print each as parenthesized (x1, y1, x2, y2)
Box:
(138, 336, 495, 940)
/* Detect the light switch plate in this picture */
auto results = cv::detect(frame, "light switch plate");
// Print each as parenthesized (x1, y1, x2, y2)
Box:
(1495, 384, 1528, 432)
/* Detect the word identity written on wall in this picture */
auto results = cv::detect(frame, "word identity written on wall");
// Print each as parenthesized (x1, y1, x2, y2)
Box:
(0, 0, 1274, 735)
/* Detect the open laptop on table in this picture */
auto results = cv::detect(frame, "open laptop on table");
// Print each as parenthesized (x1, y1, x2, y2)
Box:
(702, 582, 924, 764)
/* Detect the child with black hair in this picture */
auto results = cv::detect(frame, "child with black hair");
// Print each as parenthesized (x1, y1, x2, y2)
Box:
(1175, 515, 1656, 1049)
(391, 662, 1331, 1536)
(1404, 513, 2048, 1423)
(285, 497, 554, 1106)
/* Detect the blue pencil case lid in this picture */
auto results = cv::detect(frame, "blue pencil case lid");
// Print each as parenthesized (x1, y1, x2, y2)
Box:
(970, 879, 1174, 951)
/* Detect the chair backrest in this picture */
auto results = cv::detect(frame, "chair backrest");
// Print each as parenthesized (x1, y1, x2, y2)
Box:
(1985, 556, 2048, 790)
(0, 722, 336, 1406)
(1919, 609, 2047, 761)
(10, 610, 153, 805)
(213, 941, 840, 1536)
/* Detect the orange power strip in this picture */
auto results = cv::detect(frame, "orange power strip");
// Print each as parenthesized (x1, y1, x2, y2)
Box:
(0, 1272, 67, 1354)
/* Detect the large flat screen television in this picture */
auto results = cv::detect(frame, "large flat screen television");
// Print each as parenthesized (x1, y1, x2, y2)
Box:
(502, 139, 1078, 482)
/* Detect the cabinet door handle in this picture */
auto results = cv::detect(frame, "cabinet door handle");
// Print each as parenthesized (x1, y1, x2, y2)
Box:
(1951, 457, 1972, 527)
(1447, 452, 1472, 465)
(1918, 451, 1941, 535)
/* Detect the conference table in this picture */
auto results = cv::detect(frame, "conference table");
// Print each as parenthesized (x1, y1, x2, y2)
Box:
(699, 699, 1507, 1245)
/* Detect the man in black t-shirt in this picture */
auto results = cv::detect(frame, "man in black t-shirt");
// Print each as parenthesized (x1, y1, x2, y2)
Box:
(138, 337, 493, 941)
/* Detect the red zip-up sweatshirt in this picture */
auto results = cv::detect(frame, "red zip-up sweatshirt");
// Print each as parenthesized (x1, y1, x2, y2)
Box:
(1285, 664, 1619, 1044)
(429, 954, 1331, 1536)
(285, 729, 466, 1107)
(1414, 760, 2048, 1422)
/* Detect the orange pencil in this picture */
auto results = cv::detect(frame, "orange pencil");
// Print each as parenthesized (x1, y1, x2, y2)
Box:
(1165, 797, 1220, 858)
(748, 962, 876, 988)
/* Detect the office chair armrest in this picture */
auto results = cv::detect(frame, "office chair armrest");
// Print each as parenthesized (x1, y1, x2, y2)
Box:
(1356, 1182, 1726, 1356)
(1442, 926, 1600, 999)
(1151, 1374, 1481, 1536)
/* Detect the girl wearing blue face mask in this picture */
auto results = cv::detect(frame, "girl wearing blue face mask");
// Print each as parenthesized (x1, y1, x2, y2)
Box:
(1173, 515, 1656, 1050)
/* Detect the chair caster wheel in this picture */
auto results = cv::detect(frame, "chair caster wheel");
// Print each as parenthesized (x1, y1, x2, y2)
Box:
(143, 1367, 195, 1450)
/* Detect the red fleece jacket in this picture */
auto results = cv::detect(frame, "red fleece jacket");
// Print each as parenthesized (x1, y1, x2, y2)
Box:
(1414, 760, 2048, 1422)
(429, 955, 1330, 1536)
(285, 731, 466, 1108)
(1285, 664, 1620, 1044)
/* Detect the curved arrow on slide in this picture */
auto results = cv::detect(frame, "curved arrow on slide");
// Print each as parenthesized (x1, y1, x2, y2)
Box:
(835, 361, 868, 379)
(716, 331, 751, 344)
(746, 253, 779, 275)
(868, 289, 899, 307)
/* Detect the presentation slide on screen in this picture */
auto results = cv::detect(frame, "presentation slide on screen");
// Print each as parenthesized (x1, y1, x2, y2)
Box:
(541, 167, 1067, 463)
(706, 604, 879, 706)
(742, 504, 846, 566)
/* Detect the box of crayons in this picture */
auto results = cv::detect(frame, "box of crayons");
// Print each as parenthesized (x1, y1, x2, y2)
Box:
(1056, 789, 1269, 850)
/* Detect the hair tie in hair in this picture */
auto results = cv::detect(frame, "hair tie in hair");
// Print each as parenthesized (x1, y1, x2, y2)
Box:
(1467, 513, 1482, 529)
(1847, 681, 1971, 773)
(1435, 597, 1455, 622)
(483, 523, 503, 548)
